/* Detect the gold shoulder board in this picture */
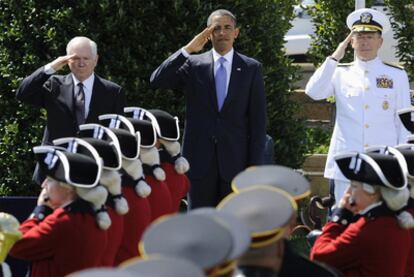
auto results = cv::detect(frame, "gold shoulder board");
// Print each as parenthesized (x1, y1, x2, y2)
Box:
(383, 62, 404, 70)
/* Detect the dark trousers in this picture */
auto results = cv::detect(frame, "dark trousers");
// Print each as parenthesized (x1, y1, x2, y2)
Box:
(188, 149, 231, 209)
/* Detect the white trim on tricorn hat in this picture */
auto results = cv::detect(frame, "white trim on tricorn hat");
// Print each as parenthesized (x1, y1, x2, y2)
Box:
(98, 114, 141, 160)
(334, 150, 407, 190)
(52, 137, 104, 185)
(397, 107, 414, 134)
(124, 107, 158, 148)
(346, 8, 390, 34)
(395, 144, 414, 179)
(231, 165, 310, 201)
(33, 145, 101, 188)
(99, 114, 135, 134)
(148, 109, 181, 142)
(365, 145, 409, 178)
(79, 124, 122, 170)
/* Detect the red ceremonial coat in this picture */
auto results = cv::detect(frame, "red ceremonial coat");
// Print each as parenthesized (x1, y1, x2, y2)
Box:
(9, 200, 107, 277)
(114, 181, 152, 265)
(161, 161, 190, 213)
(101, 203, 124, 266)
(311, 204, 411, 277)
(404, 205, 414, 277)
(145, 175, 173, 221)
(143, 165, 173, 221)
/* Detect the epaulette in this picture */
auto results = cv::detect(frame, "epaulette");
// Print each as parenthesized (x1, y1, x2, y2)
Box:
(338, 62, 354, 67)
(383, 61, 404, 70)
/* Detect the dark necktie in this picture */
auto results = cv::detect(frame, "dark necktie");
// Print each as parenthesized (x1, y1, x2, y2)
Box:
(215, 57, 227, 111)
(75, 83, 85, 125)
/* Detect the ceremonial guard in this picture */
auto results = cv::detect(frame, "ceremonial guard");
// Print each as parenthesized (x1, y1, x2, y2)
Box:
(148, 109, 191, 212)
(78, 123, 129, 266)
(311, 149, 411, 276)
(124, 107, 173, 220)
(305, 8, 411, 202)
(98, 114, 152, 265)
(9, 144, 108, 277)
(231, 165, 340, 276)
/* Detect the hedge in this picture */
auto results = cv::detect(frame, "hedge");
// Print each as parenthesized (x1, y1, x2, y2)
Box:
(0, 0, 306, 196)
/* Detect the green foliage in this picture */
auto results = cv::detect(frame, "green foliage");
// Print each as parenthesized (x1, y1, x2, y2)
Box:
(308, 0, 374, 65)
(0, 0, 305, 195)
(386, 1, 414, 79)
(304, 127, 330, 154)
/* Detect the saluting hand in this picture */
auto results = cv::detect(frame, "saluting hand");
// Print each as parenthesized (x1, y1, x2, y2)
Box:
(184, 25, 215, 54)
(331, 32, 354, 61)
(49, 53, 76, 72)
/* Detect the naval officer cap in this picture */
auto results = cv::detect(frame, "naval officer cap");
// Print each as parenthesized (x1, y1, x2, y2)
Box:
(190, 207, 251, 260)
(190, 208, 250, 276)
(335, 150, 408, 190)
(33, 144, 102, 188)
(78, 124, 122, 170)
(68, 269, 136, 277)
(140, 213, 233, 270)
(346, 8, 390, 34)
(231, 165, 310, 201)
(120, 255, 205, 277)
(217, 186, 297, 248)
(398, 107, 414, 134)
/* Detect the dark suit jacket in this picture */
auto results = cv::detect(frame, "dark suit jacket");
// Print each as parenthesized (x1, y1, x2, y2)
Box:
(16, 66, 125, 145)
(150, 49, 266, 181)
(16, 66, 125, 184)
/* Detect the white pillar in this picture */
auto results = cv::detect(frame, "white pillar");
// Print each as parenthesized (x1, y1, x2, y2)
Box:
(355, 0, 366, 10)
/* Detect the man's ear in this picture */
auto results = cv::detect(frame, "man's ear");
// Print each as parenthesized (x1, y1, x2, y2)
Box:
(234, 28, 240, 39)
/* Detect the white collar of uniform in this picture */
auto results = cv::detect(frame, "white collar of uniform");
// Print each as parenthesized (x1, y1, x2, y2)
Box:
(71, 73, 95, 92)
(358, 201, 383, 215)
(354, 56, 382, 71)
(212, 48, 234, 65)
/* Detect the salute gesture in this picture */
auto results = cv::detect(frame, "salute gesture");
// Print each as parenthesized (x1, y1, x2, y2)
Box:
(48, 53, 77, 72)
(331, 32, 353, 61)
(184, 25, 215, 54)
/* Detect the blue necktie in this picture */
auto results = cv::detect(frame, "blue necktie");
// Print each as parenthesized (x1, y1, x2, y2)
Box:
(215, 57, 227, 111)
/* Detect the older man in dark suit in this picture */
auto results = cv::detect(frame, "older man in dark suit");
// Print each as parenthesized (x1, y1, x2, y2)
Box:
(16, 36, 125, 184)
(150, 9, 267, 208)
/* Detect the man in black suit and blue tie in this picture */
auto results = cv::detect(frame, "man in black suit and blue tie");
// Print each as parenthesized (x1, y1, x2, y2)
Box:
(150, 9, 267, 208)
(17, 36, 125, 185)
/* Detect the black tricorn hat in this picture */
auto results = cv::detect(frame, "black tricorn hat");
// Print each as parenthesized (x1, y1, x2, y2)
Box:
(334, 150, 408, 190)
(148, 109, 180, 141)
(398, 107, 414, 134)
(124, 107, 159, 147)
(33, 145, 101, 188)
(394, 144, 414, 179)
(126, 118, 157, 148)
(98, 114, 141, 160)
(78, 124, 122, 170)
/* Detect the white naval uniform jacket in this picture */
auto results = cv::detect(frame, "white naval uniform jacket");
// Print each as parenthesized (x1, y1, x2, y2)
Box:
(305, 56, 411, 181)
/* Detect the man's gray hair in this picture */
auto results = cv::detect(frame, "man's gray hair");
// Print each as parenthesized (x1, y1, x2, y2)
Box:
(207, 9, 237, 27)
(66, 36, 98, 57)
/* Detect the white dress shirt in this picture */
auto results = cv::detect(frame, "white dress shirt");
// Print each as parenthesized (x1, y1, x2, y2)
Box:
(71, 74, 94, 118)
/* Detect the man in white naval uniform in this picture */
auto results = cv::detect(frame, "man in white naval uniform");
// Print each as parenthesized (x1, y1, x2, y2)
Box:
(305, 8, 411, 203)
